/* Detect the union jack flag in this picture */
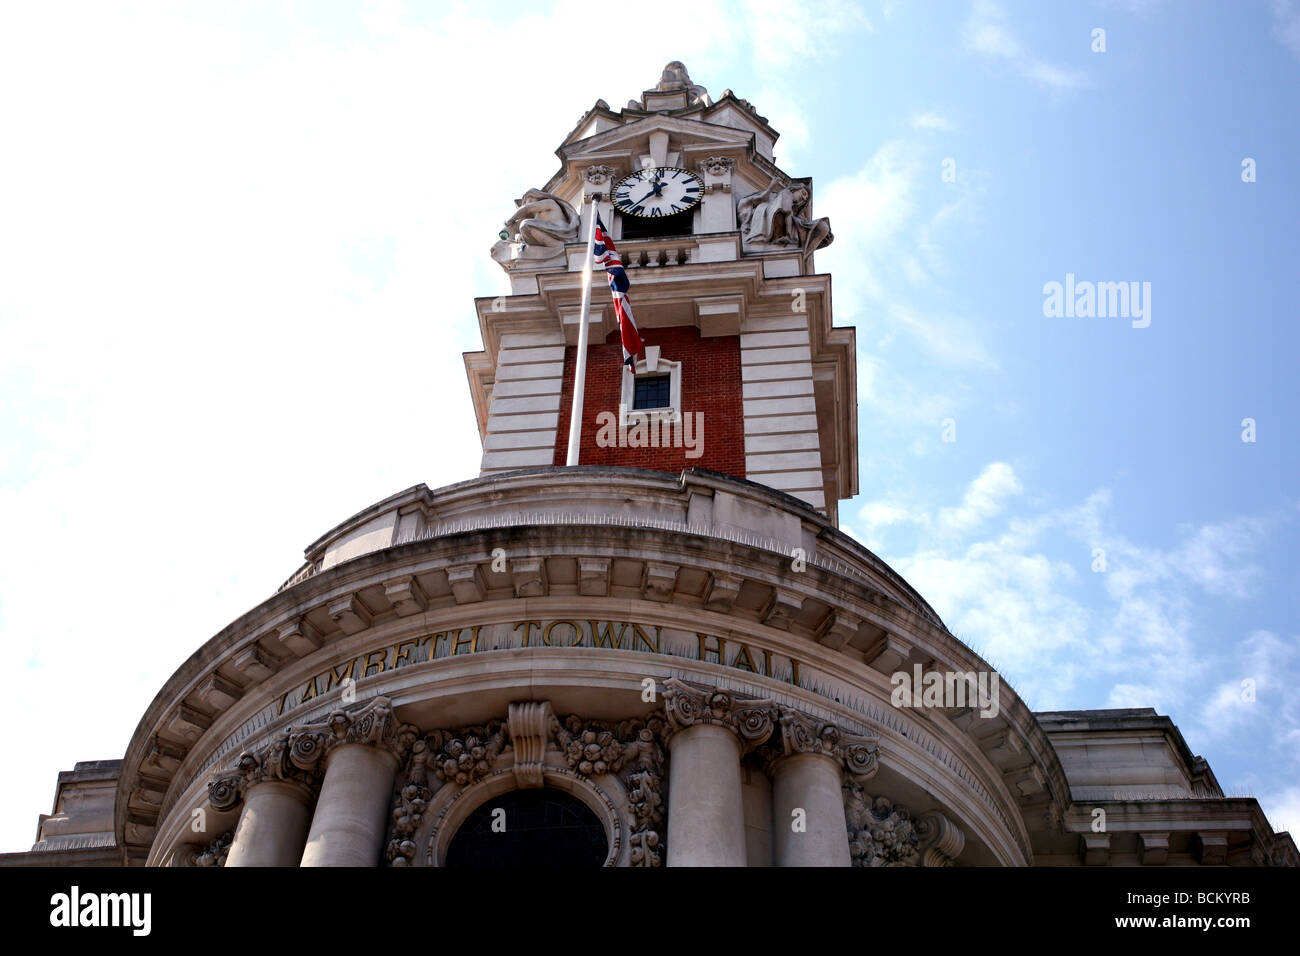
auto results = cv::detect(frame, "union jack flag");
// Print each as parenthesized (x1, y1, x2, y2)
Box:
(593, 215, 645, 368)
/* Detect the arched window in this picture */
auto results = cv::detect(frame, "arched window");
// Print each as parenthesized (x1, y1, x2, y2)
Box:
(444, 788, 608, 867)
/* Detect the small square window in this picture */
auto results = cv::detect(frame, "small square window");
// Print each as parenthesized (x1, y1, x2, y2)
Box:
(633, 374, 672, 410)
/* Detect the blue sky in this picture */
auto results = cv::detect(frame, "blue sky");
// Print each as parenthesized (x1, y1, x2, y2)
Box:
(0, 0, 1297, 849)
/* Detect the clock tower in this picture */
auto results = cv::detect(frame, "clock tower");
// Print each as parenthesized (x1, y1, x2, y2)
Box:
(469, 62, 856, 523)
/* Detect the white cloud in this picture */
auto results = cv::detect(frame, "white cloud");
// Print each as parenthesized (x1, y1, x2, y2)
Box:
(937, 461, 1022, 535)
(744, 0, 873, 68)
(1273, 1, 1300, 58)
(820, 142, 992, 372)
(754, 88, 811, 168)
(962, 1, 1088, 91)
(910, 112, 953, 131)
(847, 465, 1295, 730)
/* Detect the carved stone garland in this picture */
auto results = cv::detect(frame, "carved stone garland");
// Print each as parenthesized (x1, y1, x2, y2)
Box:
(552, 711, 668, 867)
(386, 719, 510, 866)
(842, 793, 966, 868)
(170, 828, 233, 867)
(385, 703, 669, 867)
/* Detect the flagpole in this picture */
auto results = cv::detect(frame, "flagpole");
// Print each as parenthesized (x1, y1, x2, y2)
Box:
(565, 197, 598, 466)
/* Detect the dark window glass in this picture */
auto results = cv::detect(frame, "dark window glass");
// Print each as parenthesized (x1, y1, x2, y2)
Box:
(633, 374, 671, 410)
(445, 788, 608, 868)
(619, 208, 694, 240)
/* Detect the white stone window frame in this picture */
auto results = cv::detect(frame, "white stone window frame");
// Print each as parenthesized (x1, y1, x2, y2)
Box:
(620, 346, 682, 427)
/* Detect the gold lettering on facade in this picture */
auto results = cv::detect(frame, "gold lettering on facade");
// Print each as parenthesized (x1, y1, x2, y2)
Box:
(362, 648, 388, 678)
(698, 632, 726, 665)
(393, 639, 419, 668)
(513, 620, 541, 647)
(449, 626, 480, 655)
(544, 620, 582, 646)
(299, 675, 319, 704)
(632, 623, 661, 653)
(589, 620, 629, 649)
(270, 620, 812, 721)
(731, 642, 758, 673)
(322, 659, 357, 692)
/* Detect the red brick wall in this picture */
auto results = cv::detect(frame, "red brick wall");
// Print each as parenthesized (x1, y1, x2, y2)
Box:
(552, 325, 746, 477)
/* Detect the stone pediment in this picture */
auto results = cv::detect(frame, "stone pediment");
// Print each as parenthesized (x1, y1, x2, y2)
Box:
(547, 114, 762, 195)
(560, 112, 753, 159)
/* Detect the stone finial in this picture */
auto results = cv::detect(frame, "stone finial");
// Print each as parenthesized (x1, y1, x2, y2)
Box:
(646, 60, 710, 107)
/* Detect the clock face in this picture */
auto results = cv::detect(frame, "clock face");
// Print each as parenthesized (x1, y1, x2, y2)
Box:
(611, 167, 704, 218)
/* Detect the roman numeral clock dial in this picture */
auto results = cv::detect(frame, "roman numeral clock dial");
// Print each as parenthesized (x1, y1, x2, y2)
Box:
(611, 167, 704, 218)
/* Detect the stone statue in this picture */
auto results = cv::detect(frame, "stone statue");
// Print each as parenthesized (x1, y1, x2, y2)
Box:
(737, 177, 834, 257)
(491, 188, 580, 263)
(628, 61, 710, 109)
(656, 60, 710, 106)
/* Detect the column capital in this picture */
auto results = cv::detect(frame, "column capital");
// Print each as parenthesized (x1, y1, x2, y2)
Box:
(293, 694, 421, 771)
(206, 730, 319, 812)
(210, 696, 418, 811)
(663, 678, 777, 753)
(758, 708, 881, 781)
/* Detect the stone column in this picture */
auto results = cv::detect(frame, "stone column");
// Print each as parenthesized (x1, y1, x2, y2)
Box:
(666, 722, 747, 866)
(208, 731, 319, 868)
(770, 752, 850, 867)
(300, 743, 399, 867)
(226, 780, 314, 867)
(296, 696, 417, 868)
(764, 710, 879, 867)
(663, 679, 776, 867)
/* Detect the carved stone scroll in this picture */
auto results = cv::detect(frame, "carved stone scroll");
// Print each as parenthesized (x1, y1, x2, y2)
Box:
(507, 701, 554, 789)
(916, 809, 965, 867)
(663, 678, 777, 753)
